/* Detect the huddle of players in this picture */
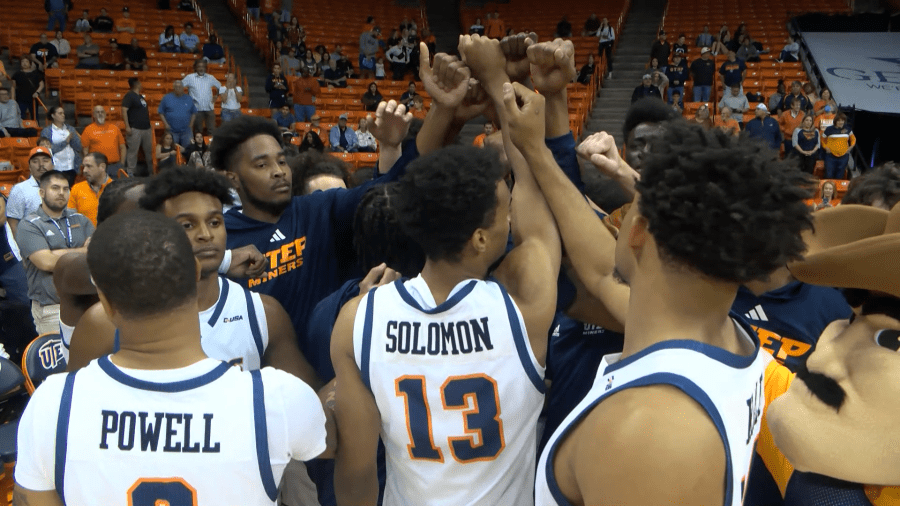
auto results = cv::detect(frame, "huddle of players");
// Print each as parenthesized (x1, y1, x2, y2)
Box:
(12, 32, 900, 506)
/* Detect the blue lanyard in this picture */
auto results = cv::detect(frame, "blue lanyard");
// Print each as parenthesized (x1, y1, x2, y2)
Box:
(50, 215, 72, 248)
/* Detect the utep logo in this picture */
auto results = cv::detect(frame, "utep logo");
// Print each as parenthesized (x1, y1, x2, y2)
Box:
(605, 375, 614, 391)
(38, 339, 65, 370)
(249, 236, 306, 288)
(753, 326, 811, 364)
(223, 315, 244, 323)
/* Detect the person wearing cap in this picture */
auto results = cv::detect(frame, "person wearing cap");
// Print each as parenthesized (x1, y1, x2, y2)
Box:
(745, 103, 782, 151)
(815, 103, 836, 137)
(689, 47, 715, 102)
(664, 54, 688, 104)
(329, 113, 358, 153)
(649, 30, 670, 73)
(6, 147, 53, 239)
(16, 170, 94, 335)
(93, 8, 114, 33)
(115, 7, 136, 34)
(631, 74, 662, 104)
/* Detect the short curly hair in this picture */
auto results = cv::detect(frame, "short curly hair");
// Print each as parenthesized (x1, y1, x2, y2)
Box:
(288, 151, 350, 196)
(209, 115, 283, 172)
(623, 98, 679, 139)
(354, 183, 426, 276)
(96, 177, 146, 224)
(138, 165, 234, 211)
(841, 162, 900, 209)
(635, 120, 814, 283)
(395, 146, 507, 262)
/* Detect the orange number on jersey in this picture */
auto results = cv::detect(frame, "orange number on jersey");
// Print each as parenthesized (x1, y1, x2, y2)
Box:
(127, 478, 197, 506)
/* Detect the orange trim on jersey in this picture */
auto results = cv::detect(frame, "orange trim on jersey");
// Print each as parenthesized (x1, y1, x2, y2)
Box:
(866, 485, 900, 505)
(757, 359, 796, 496)
(440, 373, 506, 464)
(127, 477, 198, 506)
(395, 375, 444, 463)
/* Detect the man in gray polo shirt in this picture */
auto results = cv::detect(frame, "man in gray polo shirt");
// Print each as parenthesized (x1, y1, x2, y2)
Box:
(16, 170, 94, 334)
(6, 146, 54, 239)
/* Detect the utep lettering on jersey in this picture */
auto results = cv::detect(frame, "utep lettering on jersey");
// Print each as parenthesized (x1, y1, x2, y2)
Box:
(385, 318, 494, 355)
(99, 411, 221, 453)
(248, 235, 306, 288)
(746, 372, 763, 444)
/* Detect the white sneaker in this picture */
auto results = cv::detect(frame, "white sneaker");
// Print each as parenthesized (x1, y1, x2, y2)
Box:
(0, 343, 10, 360)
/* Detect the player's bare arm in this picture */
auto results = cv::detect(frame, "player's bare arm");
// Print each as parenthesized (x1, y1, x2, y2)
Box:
(527, 38, 576, 138)
(368, 99, 412, 173)
(331, 295, 382, 506)
(316, 378, 338, 459)
(66, 302, 116, 371)
(416, 44, 472, 156)
(261, 294, 323, 390)
(12, 485, 63, 506)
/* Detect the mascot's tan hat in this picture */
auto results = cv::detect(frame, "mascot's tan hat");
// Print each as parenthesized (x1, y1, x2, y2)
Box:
(788, 202, 900, 298)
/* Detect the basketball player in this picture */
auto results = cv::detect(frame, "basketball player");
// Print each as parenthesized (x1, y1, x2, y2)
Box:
(331, 68, 562, 502)
(66, 167, 320, 390)
(14, 210, 328, 505)
(526, 120, 814, 504)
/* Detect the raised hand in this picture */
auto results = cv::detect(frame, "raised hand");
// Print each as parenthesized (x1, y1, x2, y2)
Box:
(453, 79, 492, 124)
(501, 81, 546, 150)
(367, 100, 413, 148)
(458, 34, 508, 89)
(499, 32, 538, 83)
(227, 244, 267, 279)
(358, 263, 402, 294)
(527, 39, 577, 95)
(576, 132, 639, 195)
(418, 43, 471, 109)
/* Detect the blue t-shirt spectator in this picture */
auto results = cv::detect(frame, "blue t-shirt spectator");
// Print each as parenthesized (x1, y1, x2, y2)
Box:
(157, 92, 197, 133)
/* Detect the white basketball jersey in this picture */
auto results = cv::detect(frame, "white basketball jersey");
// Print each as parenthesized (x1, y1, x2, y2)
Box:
(355, 276, 545, 506)
(535, 316, 767, 506)
(60, 277, 269, 369)
(22, 357, 326, 505)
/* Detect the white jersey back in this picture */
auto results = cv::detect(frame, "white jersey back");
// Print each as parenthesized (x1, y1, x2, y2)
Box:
(15, 357, 327, 506)
(60, 277, 269, 369)
(355, 276, 545, 506)
(535, 316, 767, 506)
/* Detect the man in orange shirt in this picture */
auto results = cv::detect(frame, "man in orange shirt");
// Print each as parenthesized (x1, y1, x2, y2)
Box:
(81, 105, 126, 177)
(714, 106, 740, 136)
(778, 98, 805, 153)
(68, 152, 112, 226)
(485, 12, 506, 39)
(100, 39, 125, 71)
(472, 122, 495, 147)
(115, 7, 136, 34)
(291, 66, 320, 122)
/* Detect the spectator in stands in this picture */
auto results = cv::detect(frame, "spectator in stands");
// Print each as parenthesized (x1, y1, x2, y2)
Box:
(718, 85, 749, 124)
(93, 9, 114, 33)
(336, 54, 354, 78)
(375, 56, 385, 80)
(472, 122, 494, 147)
(813, 180, 837, 211)
(218, 73, 243, 123)
(361, 82, 382, 112)
(273, 104, 297, 133)
(803, 83, 819, 106)
(6, 147, 54, 238)
(51, 31, 71, 60)
(779, 35, 800, 63)
(710, 24, 730, 56)
(359, 26, 380, 79)
(123, 38, 148, 71)
(409, 95, 427, 120)
(745, 103, 782, 151)
(159, 25, 181, 53)
(647, 57, 662, 74)
(649, 70, 668, 96)
(41, 107, 80, 186)
(158, 81, 197, 148)
(355, 118, 377, 153)
(822, 112, 855, 179)
(582, 13, 600, 36)
(577, 54, 595, 85)
(0, 88, 37, 138)
(266, 15, 284, 44)
(792, 114, 820, 175)
(81, 105, 126, 176)
(30, 34, 59, 71)
(122, 77, 153, 177)
(768, 80, 786, 113)
(719, 51, 746, 91)
(76, 34, 101, 69)
(714, 106, 740, 136)
(668, 90, 683, 113)
(386, 29, 402, 49)
(180, 22, 201, 54)
(780, 80, 809, 112)
(649, 31, 670, 72)
(301, 49, 318, 76)
(386, 41, 410, 80)
(17, 170, 94, 335)
(689, 47, 715, 102)
(631, 74, 662, 104)
(100, 38, 125, 70)
(664, 54, 688, 103)
(280, 47, 301, 76)
(285, 17, 302, 47)
(45, 0, 68, 32)
(779, 98, 805, 152)
(280, 0, 292, 23)
(400, 81, 419, 108)
(596, 18, 615, 77)
(329, 45, 344, 63)
(736, 36, 760, 63)
(324, 57, 349, 88)
(203, 35, 226, 64)
(68, 152, 111, 225)
(298, 130, 324, 153)
(265, 62, 289, 111)
(329, 113, 358, 153)
(116, 7, 136, 35)
(182, 131, 207, 165)
(485, 11, 506, 39)
(74, 10, 92, 33)
(555, 16, 573, 38)
(696, 25, 713, 48)
(11, 58, 44, 121)
(182, 59, 221, 134)
(672, 34, 688, 58)
(816, 103, 836, 136)
(177, 0, 193, 11)
(690, 103, 713, 129)
(470, 18, 485, 35)
(246, 0, 260, 20)
(291, 66, 318, 122)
